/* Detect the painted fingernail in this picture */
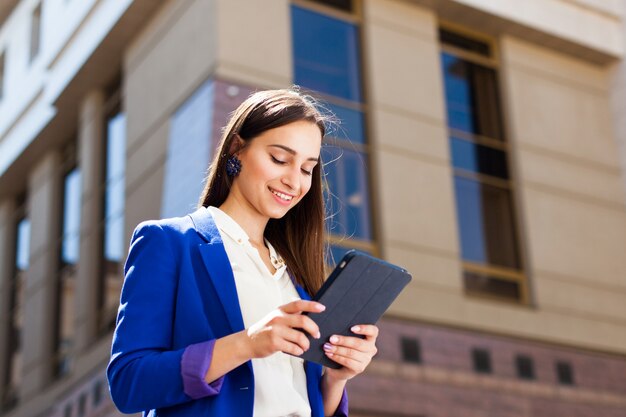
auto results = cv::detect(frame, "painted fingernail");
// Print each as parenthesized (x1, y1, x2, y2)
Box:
(351, 326, 360, 332)
(316, 304, 326, 311)
(330, 335, 339, 343)
(326, 352, 334, 357)
(315, 331, 321, 339)
(323, 343, 333, 351)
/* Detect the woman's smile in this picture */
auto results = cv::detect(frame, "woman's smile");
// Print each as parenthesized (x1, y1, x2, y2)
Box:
(269, 186, 295, 203)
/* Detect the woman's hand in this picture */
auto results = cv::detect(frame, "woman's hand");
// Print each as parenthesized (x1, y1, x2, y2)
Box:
(246, 300, 325, 359)
(323, 324, 379, 382)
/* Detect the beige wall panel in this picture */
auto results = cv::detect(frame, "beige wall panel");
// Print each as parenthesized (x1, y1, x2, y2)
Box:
(388, 285, 626, 354)
(364, 11, 445, 124)
(523, 188, 626, 289)
(386, 245, 463, 292)
(124, 121, 169, 244)
(535, 275, 626, 323)
(454, 0, 624, 57)
(566, 0, 624, 19)
(502, 36, 608, 92)
(0, 199, 16, 397)
(125, 165, 166, 246)
(125, 120, 170, 193)
(215, 0, 291, 88)
(508, 71, 618, 170)
(377, 150, 459, 255)
(124, 0, 216, 149)
(518, 148, 625, 207)
(22, 152, 62, 396)
(366, 0, 437, 40)
(372, 106, 449, 163)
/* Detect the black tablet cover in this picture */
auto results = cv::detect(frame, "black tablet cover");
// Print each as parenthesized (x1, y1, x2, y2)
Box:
(298, 250, 412, 368)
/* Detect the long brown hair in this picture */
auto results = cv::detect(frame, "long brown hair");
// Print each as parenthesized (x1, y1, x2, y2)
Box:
(198, 88, 329, 296)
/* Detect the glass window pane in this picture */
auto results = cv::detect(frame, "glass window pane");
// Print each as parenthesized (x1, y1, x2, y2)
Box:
(104, 112, 126, 262)
(453, 177, 520, 269)
(325, 102, 365, 144)
(440, 29, 490, 56)
(291, 5, 362, 102)
(451, 137, 509, 179)
(61, 168, 81, 265)
(162, 79, 214, 218)
(315, 0, 353, 12)
(464, 270, 521, 301)
(441, 53, 503, 139)
(16, 218, 30, 271)
(323, 145, 371, 240)
(29, 4, 41, 62)
(0, 52, 5, 100)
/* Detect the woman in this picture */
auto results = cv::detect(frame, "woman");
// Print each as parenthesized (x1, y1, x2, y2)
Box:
(107, 89, 378, 417)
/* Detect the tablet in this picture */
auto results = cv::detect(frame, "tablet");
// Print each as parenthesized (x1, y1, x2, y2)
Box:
(298, 250, 412, 368)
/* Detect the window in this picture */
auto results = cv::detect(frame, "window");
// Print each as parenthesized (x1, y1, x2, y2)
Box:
(439, 28, 527, 303)
(77, 393, 86, 417)
(0, 51, 5, 100)
(30, 3, 41, 63)
(56, 144, 81, 377)
(556, 361, 574, 385)
(472, 348, 492, 374)
(291, 1, 375, 262)
(310, 0, 353, 12)
(161, 78, 214, 218)
(400, 336, 421, 364)
(515, 354, 535, 380)
(92, 379, 104, 407)
(100, 87, 126, 333)
(2, 203, 29, 411)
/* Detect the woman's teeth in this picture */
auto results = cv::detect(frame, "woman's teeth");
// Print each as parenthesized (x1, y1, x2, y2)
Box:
(271, 189, 293, 201)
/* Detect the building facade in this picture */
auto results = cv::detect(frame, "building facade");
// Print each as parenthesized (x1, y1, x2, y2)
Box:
(0, 0, 626, 416)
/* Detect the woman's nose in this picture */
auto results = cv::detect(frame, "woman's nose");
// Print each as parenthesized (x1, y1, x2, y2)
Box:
(281, 167, 299, 192)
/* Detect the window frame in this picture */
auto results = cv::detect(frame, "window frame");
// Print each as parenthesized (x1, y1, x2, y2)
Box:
(439, 23, 529, 305)
(292, 0, 379, 258)
(29, 3, 42, 64)
(99, 83, 125, 335)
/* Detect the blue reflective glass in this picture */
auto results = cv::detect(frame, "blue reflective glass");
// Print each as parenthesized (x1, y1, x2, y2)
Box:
(329, 245, 349, 266)
(441, 53, 475, 133)
(325, 102, 365, 144)
(62, 168, 81, 265)
(451, 137, 508, 179)
(323, 145, 371, 240)
(328, 244, 370, 266)
(441, 52, 503, 139)
(291, 5, 362, 102)
(16, 218, 30, 271)
(104, 112, 126, 262)
(162, 79, 214, 218)
(453, 176, 520, 268)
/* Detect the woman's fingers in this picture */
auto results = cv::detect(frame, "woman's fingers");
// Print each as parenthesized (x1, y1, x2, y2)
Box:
(324, 349, 366, 372)
(351, 324, 379, 339)
(281, 299, 325, 315)
(279, 313, 321, 340)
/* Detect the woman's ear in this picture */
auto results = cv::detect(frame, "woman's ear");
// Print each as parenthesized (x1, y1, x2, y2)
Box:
(228, 134, 246, 156)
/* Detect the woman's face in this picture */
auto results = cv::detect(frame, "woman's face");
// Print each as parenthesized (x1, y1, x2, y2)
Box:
(231, 120, 322, 220)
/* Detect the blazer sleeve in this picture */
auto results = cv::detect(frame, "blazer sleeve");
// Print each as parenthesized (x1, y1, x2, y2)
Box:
(107, 221, 222, 413)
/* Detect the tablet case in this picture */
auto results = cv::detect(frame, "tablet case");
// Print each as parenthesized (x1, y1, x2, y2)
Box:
(298, 250, 412, 368)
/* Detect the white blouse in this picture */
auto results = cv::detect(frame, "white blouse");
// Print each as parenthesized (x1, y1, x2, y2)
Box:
(208, 206, 311, 417)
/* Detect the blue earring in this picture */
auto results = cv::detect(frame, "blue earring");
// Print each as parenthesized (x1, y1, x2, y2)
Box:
(226, 155, 242, 177)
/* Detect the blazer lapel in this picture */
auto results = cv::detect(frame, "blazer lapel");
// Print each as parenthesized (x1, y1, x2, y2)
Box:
(189, 207, 246, 334)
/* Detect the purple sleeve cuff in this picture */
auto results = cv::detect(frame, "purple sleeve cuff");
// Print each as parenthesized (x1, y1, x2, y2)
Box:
(181, 340, 225, 399)
(332, 387, 349, 416)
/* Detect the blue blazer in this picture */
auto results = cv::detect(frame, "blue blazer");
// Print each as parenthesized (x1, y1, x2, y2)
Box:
(107, 207, 347, 416)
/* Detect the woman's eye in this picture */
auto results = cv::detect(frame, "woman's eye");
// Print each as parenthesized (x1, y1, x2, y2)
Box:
(270, 155, 286, 165)
(301, 168, 313, 176)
